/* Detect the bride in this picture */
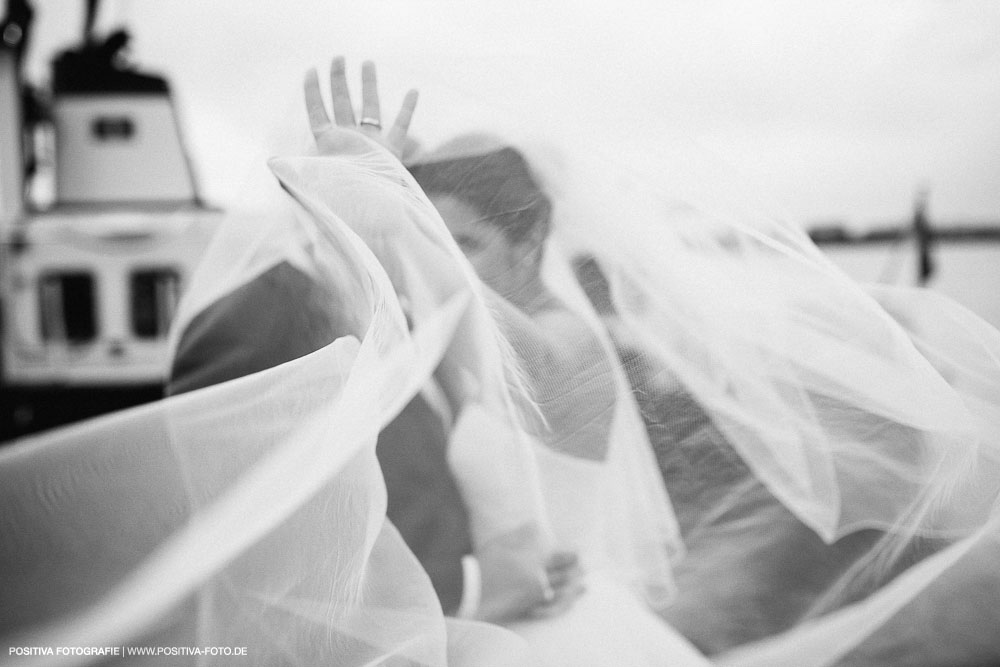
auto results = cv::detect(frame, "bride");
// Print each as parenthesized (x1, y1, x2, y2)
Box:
(293, 58, 709, 665)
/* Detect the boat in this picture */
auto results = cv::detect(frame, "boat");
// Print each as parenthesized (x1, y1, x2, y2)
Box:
(0, 0, 220, 440)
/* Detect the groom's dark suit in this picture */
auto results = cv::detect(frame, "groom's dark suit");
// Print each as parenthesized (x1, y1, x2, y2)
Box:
(168, 261, 473, 614)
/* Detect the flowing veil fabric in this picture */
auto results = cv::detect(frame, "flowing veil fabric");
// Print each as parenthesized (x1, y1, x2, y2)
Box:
(1, 63, 1000, 667)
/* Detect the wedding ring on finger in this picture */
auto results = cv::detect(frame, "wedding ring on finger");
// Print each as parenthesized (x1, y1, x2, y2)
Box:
(359, 116, 382, 130)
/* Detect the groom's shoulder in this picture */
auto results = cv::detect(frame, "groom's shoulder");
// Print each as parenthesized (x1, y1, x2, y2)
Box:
(168, 261, 339, 395)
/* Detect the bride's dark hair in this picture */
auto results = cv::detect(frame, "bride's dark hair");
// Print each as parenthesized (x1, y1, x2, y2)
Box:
(408, 137, 552, 245)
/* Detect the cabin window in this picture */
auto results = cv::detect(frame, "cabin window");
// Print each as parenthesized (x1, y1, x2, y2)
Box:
(130, 269, 180, 339)
(91, 116, 136, 141)
(39, 272, 98, 343)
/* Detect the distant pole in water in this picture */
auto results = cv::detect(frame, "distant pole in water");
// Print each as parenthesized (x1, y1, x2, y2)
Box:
(913, 188, 934, 286)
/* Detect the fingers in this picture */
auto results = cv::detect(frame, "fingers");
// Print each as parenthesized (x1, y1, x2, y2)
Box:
(386, 88, 419, 150)
(531, 574, 586, 619)
(545, 551, 579, 582)
(545, 550, 583, 595)
(360, 60, 381, 124)
(328, 56, 356, 127)
(546, 551, 579, 570)
(545, 562, 581, 589)
(308, 57, 417, 159)
(303, 68, 332, 140)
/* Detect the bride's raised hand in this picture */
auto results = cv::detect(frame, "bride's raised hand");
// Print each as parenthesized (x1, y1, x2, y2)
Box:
(304, 56, 418, 160)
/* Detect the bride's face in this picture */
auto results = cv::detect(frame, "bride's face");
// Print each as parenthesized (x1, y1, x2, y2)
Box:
(430, 193, 543, 297)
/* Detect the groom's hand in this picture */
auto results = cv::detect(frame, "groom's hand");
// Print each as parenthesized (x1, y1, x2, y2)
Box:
(531, 551, 586, 619)
(475, 524, 584, 623)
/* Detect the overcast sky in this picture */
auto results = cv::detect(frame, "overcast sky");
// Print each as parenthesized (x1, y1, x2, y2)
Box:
(23, 1, 1000, 228)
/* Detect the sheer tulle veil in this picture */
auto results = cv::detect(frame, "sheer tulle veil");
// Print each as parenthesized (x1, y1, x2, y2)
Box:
(2, 22, 1000, 667)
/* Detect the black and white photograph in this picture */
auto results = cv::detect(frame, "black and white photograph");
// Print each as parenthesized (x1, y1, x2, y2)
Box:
(2, 1, 999, 665)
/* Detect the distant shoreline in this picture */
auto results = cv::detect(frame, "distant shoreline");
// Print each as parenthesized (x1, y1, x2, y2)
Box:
(809, 224, 1000, 246)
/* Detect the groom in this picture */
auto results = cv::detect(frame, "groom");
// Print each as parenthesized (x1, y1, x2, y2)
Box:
(169, 258, 578, 622)
(168, 260, 475, 615)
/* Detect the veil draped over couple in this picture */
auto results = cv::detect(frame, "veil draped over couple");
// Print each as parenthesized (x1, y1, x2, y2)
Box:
(2, 57, 999, 667)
